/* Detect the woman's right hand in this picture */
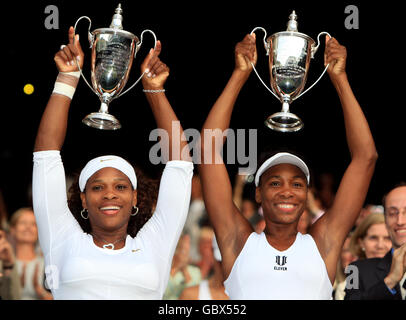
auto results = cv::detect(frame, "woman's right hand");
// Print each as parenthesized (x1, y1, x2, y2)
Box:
(234, 34, 257, 73)
(0, 230, 14, 268)
(54, 26, 84, 73)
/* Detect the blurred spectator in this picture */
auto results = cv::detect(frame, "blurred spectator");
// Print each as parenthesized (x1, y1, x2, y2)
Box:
(9, 207, 52, 300)
(0, 189, 8, 231)
(354, 204, 384, 229)
(0, 229, 21, 299)
(255, 208, 266, 234)
(163, 234, 201, 300)
(349, 213, 392, 260)
(242, 199, 263, 230)
(233, 174, 263, 231)
(194, 226, 215, 279)
(316, 172, 336, 210)
(180, 236, 229, 300)
(297, 209, 313, 234)
(183, 174, 206, 263)
(307, 187, 326, 224)
(345, 183, 406, 300)
(333, 233, 357, 300)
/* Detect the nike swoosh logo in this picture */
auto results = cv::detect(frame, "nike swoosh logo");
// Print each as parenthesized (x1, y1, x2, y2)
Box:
(100, 158, 114, 162)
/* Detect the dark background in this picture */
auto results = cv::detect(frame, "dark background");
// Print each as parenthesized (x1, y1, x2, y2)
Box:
(1, 0, 405, 216)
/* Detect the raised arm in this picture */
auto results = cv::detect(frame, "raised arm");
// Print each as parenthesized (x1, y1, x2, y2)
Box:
(311, 37, 378, 281)
(34, 27, 84, 152)
(32, 28, 85, 260)
(140, 41, 191, 162)
(198, 34, 257, 277)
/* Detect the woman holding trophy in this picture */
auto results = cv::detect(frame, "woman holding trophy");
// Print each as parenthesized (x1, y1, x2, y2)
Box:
(32, 27, 193, 299)
(198, 33, 378, 299)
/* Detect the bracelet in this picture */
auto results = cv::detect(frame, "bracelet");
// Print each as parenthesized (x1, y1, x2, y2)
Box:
(143, 89, 165, 93)
(52, 71, 81, 100)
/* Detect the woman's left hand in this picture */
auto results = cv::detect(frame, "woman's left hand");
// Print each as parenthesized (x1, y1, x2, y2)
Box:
(324, 36, 347, 80)
(141, 41, 169, 90)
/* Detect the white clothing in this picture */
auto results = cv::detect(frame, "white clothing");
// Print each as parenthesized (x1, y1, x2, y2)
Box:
(198, 280, 212, 300)
(32, 150, 193, 300)
(183, 199, 205, 262)
(16, 257, 45, 300)
(224, 232, 333, 300)
(400, 272, 406, 300)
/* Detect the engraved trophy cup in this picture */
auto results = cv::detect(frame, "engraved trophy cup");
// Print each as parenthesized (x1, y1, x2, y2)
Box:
(73, 4, 157, 130)
(251, 11, 330, 132)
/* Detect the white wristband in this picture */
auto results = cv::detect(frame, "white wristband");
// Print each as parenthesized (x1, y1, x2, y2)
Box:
(52, 71, 81, 100)
(52, 82, 77, 99)
(61, 71, 81, 78)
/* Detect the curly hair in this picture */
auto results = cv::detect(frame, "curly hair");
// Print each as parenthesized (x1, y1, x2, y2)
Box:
(67, 166, 159, 238)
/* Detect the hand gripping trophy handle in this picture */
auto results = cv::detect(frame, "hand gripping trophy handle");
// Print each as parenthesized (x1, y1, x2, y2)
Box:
(73, 16, 98, 96)
(72, 17, 158, 101)
(294, 31, 331, 101)
(117, 29, 157, 98)
(250, 27, 281, 101)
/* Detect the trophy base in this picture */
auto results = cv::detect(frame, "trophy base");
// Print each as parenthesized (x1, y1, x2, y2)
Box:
(265, 112, 303, 132)
(82, 112, 122, 130)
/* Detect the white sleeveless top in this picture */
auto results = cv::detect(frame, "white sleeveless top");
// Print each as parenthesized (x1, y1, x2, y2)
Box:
(224, 232, 333, 300)
(198, 280, 213, 300)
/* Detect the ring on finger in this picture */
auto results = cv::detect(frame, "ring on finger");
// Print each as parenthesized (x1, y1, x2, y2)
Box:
(60, 44, 66, 50)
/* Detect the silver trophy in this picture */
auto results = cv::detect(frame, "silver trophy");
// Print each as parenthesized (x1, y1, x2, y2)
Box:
(251, 11, 330, 132)
(73, 4, 157, 130)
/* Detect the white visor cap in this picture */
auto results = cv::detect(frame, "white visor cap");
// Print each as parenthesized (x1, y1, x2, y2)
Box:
(254, 152, 310, 187)
(79, 155, 137, 192)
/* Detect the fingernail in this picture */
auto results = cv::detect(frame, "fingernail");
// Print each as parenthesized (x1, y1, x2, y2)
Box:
(145, 68, 150, 74)
(152, 74, 156, 78)
(66, 61, 71, 66)
(76, 56, 81, 62)
(70, 60, 75, 65)
(76, 34, 80, 41)
(147, 72, 152, 78)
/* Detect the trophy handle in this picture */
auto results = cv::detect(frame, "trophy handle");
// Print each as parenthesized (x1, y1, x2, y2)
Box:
(294, 31, 331, 101)
(116, 29, 158, 99)
(73, 16, 99, 96)
(250, 27, 280, 101)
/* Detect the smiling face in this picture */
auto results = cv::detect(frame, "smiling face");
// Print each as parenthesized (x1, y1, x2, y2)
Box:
(12, 209, 38, 244)
(80, 167, 137, 233)
(358, 223, 392, 259)
(384, 186, 406, 249)
(255, 163, 308, 226)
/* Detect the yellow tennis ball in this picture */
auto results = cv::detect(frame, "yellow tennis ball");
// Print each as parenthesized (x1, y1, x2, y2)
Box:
(23, 84, 34, 95)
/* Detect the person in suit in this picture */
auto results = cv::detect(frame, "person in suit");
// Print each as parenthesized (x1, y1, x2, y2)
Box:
(345, 182, 406, 300)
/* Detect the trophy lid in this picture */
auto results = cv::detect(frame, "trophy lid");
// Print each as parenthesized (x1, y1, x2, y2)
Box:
(286, 11, 298, 32)
(110, 4, 124, 29)
(267, 10, 314, 45)
(92, 4, 137, 41)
